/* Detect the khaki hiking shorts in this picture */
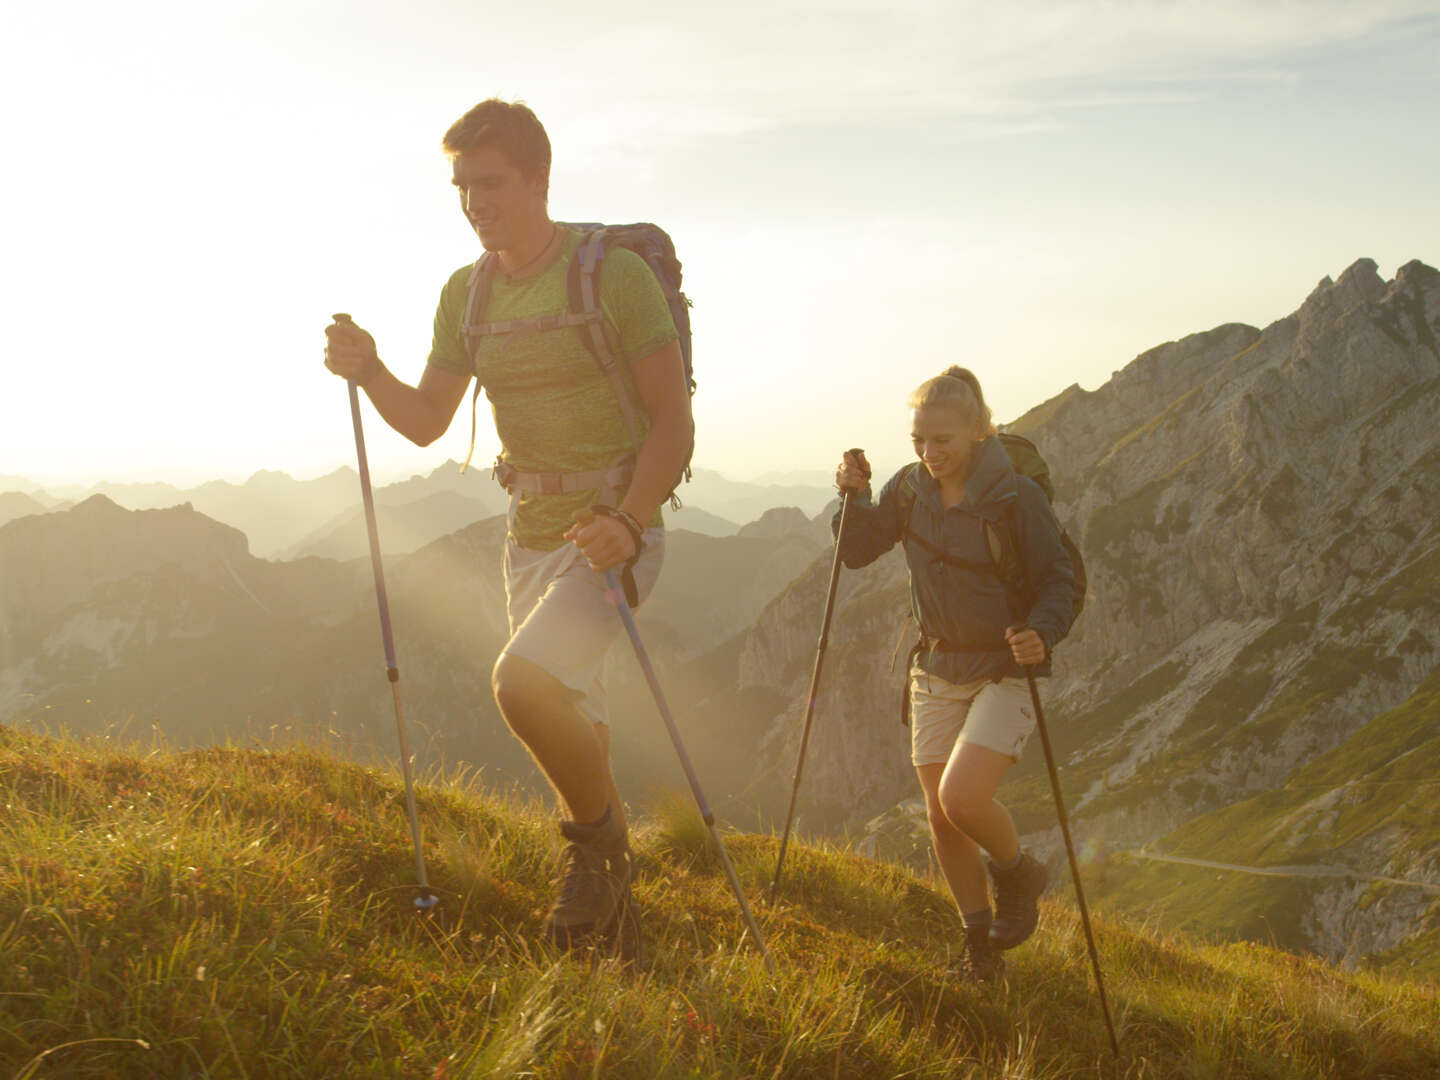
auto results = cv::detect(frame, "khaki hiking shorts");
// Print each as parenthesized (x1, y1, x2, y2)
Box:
(500, 528, 665, 727)
(909, 670, 1036, 767)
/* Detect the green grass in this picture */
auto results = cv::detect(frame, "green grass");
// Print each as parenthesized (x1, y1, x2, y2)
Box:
(1005, 661, 1189, 832)
(1084, 447, 1211, 571)
(1258, 465, 1302, 522)
(1161, 667, 1440, 867)
(3, 725, 1438, 1079)
(1324, 546, 1440, 629)
(1093, 669, 1440, 988)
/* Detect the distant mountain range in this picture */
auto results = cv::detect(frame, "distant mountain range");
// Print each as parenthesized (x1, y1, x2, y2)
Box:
(0, 491, 48, 527)
(0, 462, 830, 558)
(0, 488, 833, 801)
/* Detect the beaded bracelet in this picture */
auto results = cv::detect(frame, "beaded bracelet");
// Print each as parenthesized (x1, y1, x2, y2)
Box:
(589, 504, 645, 555)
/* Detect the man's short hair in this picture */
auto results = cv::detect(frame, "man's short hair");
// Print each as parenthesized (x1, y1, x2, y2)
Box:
(443, 99, 551, 192)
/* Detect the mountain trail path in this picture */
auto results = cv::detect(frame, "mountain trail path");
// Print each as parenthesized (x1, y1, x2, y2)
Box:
(1129, 851, 1440, 893)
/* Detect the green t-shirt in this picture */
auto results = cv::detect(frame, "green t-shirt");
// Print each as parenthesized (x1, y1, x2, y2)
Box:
(427, 227, 679, 550)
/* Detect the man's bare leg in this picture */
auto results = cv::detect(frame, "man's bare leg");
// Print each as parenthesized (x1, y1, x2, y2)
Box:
(491, 653, 615, 822)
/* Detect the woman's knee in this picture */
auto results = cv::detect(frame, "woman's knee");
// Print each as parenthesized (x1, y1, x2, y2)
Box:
(924, 793, 967, 843)
(937, 775, 989, 828)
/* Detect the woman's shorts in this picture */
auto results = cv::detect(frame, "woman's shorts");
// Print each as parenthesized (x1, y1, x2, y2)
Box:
(909, 669, 1036, 766)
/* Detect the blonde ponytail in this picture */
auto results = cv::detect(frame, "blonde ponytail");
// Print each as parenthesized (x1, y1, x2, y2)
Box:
(907, 366, 996, 435)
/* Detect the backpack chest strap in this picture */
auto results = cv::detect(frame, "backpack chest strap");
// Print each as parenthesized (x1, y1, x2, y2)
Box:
(471, 310, 601, 338)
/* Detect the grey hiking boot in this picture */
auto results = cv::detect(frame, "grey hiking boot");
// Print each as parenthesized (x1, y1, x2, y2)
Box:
(988, 851, 1048, 950)
(542, 809, 634, 950)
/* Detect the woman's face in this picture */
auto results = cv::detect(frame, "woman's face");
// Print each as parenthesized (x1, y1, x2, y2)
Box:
(911, 404, 983, 485)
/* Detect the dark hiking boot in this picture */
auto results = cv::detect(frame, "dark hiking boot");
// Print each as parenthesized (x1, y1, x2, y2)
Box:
(954, 924, 1005, 984)
(988, 851, 1048, 950)
(961, 927, 1008, 984)
(542, 810, 634, 950)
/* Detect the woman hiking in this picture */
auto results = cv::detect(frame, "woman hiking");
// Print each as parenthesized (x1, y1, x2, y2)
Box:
(833, 366, 1077, 981)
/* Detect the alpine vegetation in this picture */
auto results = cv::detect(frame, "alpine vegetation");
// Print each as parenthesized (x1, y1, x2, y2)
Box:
(3, 727, 1438, 1079)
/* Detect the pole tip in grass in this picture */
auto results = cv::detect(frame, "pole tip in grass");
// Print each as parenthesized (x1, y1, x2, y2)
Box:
(414, 892, 441, 911)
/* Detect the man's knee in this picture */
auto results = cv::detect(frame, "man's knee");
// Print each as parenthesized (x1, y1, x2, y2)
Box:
(492, 653, 563, 731)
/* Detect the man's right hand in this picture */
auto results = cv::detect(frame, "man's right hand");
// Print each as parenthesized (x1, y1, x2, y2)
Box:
(835, 449, 872, 494)
(324, 314, 383, 386)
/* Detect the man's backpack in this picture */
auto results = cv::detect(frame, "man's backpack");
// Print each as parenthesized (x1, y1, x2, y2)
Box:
(458, 222, 695, 500)
(896, 432, 1087, 618)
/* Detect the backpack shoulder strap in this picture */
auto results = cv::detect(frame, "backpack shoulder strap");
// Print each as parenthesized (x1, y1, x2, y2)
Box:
(984, 503, 1027, 603)
(459, 254, 499, 474)
(897, 462, 920, 536)
(568, 230, 644, 453)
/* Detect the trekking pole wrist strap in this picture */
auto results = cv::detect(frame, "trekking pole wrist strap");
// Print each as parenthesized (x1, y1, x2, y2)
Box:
(590, 504, 643, 608)
(590, 504, 645, 556)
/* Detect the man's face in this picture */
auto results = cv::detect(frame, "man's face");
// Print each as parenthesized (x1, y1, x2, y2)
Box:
(450, 145, 547, 252)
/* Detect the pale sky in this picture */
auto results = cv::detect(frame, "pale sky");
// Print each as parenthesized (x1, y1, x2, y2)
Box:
(3, 1, 1438, 488)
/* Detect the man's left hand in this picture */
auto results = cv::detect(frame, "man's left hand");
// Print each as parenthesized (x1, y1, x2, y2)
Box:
(565, 510, 637, 572)
(1005, 626, 1047, 667)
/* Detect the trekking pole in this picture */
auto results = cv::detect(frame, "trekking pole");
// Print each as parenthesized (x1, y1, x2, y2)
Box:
(1024, 658, 1119, 1061)
(337, 313, 439, 913)
(577, 517, 772, 971)
(769, 448, 866, 901)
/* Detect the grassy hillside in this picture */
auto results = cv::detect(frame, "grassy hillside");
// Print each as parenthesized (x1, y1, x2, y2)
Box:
(1086, 668, 1440, 972)
(2, 725, 1437, 1079)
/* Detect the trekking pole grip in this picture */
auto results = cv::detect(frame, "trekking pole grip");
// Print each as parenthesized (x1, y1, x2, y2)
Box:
(840, 447, 869, 494)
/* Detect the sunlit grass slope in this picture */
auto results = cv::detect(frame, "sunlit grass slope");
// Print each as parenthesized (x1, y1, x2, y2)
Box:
(1086, 668, 1440, 978)
(2, 726, 1437, 1079)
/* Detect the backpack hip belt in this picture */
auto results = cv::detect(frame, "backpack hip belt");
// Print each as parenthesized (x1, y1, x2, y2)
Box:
(491, 456, 635, 497)
(898, 630, 1009, 727)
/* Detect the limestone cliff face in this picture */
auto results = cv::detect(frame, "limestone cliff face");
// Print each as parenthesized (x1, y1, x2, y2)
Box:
(1043, 258, 1439, 712)
(731, 259, 1440, 964)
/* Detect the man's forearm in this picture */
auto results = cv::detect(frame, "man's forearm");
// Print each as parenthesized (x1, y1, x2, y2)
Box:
(617, 409, 692, 525)
(361, 364, 451, 447)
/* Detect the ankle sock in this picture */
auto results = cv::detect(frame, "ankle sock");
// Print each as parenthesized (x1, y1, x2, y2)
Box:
(992, 850, 1022, 873)
(962, 908, 992, 937)
(576, 807, 612, 830)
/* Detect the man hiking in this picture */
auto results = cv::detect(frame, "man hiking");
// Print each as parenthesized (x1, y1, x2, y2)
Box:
(323, 99, 692, 950)
(832, 366, 1076, 982)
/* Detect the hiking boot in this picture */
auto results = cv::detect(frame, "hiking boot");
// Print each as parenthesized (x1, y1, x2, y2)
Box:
(954, 924, 1005, 984)
(542, 810, 634, 948)
(988, 851, 1047, 950)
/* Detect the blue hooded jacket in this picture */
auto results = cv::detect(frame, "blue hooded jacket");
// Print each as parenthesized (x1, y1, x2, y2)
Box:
(833, 436, 1076, 683)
